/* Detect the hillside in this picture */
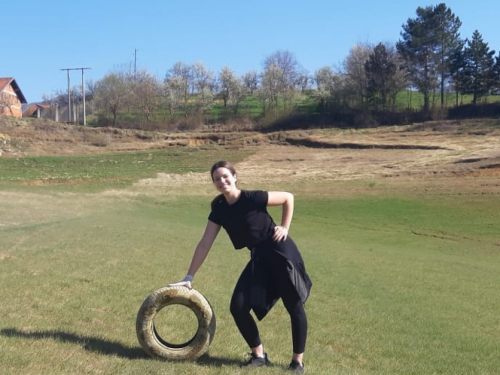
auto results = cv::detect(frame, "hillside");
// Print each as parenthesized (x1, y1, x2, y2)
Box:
(1, 117, 499, 188)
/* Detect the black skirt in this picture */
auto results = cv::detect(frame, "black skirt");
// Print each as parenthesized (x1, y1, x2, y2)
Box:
(249, 237, 312, 320)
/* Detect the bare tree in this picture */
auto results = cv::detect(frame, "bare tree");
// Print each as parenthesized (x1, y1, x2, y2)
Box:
(218, 67, 246, 114)
(218, 66, 234, 107)
(259, 63, 286, 115)
(313, 66, 347, 113)
(165, 62, 192, 117)
(314, 66, 336, 112)
(297, 69, 311, 92)
(94, 72, 132, 126)
(192, 61, 215, 113)
(228, 76, 247, 115)
(263, 50, 302, 111)
(242, 70, 259, 95)
(263, 50, 301, 88)
(163, 76, 186, 116)
(132, 70, 161, 122)
(343, 43, 373, 106)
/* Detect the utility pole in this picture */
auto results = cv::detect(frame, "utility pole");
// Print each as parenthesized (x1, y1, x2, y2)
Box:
(60, 68, 72, 122)
(61, 67, 91, 124)
(134, 48, 138, 80)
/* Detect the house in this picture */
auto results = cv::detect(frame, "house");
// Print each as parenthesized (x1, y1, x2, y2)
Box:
(22, 103, 52, 118)
(0, 77, 28, 118)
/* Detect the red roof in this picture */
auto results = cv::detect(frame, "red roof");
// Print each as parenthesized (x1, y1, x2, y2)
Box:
(22, 103, 51, 117)
(0, 77, 28, 103)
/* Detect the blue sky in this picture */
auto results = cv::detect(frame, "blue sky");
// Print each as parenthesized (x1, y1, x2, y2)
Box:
(3, 0, 499, 103)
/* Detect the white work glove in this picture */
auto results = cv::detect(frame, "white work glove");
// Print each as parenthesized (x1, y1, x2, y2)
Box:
(168, 274, 193, 289)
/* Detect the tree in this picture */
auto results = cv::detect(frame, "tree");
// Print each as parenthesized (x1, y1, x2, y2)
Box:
(313, 66, 349, 114)
(263, 50, 301, 88)
(461, 30, 496, 105)
(242, 70, 258, 95)
(218, 66, 235, 107)
(94, 72, 132, 126)
(227, 76, 246, 115)
(258, 63, 286, 116)
(314, 66, 335, 112)
(297, 69, 311, 92)
(365, 43, 406, 109)
(163, 76, 187, 116)
(343, 44, 372, 106)
(449, 47, 467, 106)
(218, 67, 247, 115)
(263, 50, 302, 110)
(431, 4, 463, 108)
(131, 70, 161, 122)
(397, 5, 445, 112)
(492, 52, 500, 93)
(191, 61, 215, 114)
(165, 62, 192, 117)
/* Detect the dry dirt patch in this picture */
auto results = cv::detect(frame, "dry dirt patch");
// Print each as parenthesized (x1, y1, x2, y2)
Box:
(2, 117, 499, 190)
(135, 121, 500, 189)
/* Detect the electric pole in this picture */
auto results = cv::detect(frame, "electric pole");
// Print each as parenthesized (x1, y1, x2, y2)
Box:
(134, 48, 138, 80)
(60, 67, 91, 124)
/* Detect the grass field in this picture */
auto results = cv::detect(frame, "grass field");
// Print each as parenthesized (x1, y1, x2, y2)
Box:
(1, 121, 500, 374)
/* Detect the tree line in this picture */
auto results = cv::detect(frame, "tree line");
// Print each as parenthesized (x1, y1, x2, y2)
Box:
(45, 3, 500, 130)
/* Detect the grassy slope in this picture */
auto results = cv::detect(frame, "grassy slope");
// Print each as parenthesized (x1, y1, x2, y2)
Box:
(0, 120, 499, 374)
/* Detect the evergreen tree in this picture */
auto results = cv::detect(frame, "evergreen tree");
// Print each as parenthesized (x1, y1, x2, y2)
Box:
(449, 47, 467, 106)
(432, 3, 463, 107)
(365, 43, 403, 110)
(493, 52, 500, 94)
(397, 3, 462, 112)
(461, 30, 496, 105)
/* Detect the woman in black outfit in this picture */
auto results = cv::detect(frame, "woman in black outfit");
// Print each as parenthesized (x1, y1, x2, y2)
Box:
(170, 160, 312, 374)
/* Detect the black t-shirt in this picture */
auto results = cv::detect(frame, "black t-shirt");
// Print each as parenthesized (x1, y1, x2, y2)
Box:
(208, 190, 276, 249)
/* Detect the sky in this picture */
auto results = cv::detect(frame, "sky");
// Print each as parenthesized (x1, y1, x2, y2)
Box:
(3, 0, 499, 103)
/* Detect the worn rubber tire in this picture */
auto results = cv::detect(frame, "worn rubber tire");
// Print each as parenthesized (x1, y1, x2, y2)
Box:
(136, 286, 216, 360)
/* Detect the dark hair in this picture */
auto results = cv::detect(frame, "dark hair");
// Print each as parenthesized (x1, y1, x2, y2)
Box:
(210, 160, 237, 209)
(210, 160, 236, 181)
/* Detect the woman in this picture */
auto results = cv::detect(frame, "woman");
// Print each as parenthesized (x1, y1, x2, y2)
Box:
(169, 160, 312, 374)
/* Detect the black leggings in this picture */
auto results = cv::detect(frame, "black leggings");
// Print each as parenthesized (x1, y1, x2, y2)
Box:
(229, 252, 308, 354)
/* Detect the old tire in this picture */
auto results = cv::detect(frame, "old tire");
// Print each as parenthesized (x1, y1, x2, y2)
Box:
(136, 286, 216, 360)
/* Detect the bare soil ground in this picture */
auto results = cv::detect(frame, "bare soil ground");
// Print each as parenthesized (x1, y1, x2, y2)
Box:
(1, 117, 500, 193)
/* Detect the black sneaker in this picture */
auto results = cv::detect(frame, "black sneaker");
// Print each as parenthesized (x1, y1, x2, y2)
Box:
(287, 360, 305, 374)
(240, 352, 272, 368)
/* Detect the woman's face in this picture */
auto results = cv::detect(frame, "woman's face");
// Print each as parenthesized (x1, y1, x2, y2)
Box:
(212, 167, 237, 193)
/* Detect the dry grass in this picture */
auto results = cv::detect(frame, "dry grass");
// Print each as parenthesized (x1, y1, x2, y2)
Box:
(1, 117, 500, 193)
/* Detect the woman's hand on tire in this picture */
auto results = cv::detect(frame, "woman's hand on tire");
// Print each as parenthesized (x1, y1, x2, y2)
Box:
(168, 274, 193, 289)
(168, 280, 192, 289)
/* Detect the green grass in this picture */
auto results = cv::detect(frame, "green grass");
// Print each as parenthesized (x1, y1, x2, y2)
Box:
(1, 153, 499, 374)
(0, 147, 254, 192)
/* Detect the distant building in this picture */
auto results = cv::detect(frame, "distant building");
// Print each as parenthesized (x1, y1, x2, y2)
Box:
(22, 103, 52, 118)
(0, 77, 27, 118)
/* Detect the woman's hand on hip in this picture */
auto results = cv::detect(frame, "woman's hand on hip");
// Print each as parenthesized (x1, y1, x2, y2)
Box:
(272, 225, 288, 242)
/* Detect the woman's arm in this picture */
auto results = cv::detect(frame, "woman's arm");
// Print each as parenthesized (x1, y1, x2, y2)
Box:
(170, 220, 221, 288)
(268, 191, 294, 242)
(187, 220, 221, 277)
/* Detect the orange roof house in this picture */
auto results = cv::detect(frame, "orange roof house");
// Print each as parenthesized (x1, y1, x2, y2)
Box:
(0, 77, 28, 118)
(22, 103, 51, 118)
